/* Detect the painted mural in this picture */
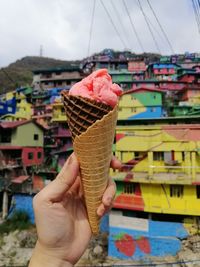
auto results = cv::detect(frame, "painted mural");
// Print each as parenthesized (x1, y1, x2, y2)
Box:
(109, 211, 189, 260)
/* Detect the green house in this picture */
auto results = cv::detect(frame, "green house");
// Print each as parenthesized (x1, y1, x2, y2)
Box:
(0, 120, 44, 147)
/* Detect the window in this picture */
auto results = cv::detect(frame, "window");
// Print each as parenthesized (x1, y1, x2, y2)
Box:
(7, 107, 13, 112)
(153, 152, 164, 161)
(182, 152, 185, 162)
(124, 183, 136, 194)
(28, 152, 33, 160)
(1, 129, 11, 143)
(37, 152, 42, 159)
(170, 185, 184, 198)
(150, 107, 156, 112)
(134, 152, 140, 159)
(131, 107, 137, 113)
(34, 134, 39, 141)
(196, 186, 200, 199)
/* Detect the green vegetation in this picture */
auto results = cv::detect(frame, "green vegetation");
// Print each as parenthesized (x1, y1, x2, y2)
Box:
(0, 211, 33, 234)
(0, 56, 80, 93)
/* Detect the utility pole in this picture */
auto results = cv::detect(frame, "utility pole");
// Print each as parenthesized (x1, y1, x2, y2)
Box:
(40, 45, 43, 57)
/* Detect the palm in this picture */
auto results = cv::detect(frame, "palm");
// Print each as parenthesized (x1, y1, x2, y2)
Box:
(35, 181, 92, 264)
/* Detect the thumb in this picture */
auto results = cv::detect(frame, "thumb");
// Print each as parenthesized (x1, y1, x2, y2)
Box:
(39, 153, 79, 201)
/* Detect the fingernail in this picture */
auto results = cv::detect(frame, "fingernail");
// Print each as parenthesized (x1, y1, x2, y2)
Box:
(97, 207, 105, 217)
(66, 154, 74, 166)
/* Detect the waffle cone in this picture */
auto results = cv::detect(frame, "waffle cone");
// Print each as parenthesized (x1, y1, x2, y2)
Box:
(62, 93, 118, 234)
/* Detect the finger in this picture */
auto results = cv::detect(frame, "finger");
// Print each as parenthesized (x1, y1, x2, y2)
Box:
(68, 175, 83, 197)
(102, 177, 116, 206)
(110, 156, 122, 170)
(96, 177, 116, 217)
(37, 153, 79, 201)
(97, 203, 112, 217)
(97, 203, 106, 217)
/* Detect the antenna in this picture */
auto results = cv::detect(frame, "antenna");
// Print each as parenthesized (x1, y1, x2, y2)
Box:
(40, 45, 43, 57)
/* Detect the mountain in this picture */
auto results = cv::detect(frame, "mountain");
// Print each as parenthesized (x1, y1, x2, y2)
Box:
(0, 56, 80, 94)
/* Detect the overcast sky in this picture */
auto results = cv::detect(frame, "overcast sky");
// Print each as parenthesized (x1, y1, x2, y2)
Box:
(0, 0, 199, 68)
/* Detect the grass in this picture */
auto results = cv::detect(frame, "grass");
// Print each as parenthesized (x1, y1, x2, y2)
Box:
(0, 211, 33, 235)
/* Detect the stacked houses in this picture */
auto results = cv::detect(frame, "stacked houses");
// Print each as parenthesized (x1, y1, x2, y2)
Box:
(0, 49, 200, 260)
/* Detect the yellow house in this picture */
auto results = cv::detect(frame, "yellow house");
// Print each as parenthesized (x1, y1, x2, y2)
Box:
(15, 92, 33, 119)
(112, 123, 200, 216)
(51, 101, 66, 122)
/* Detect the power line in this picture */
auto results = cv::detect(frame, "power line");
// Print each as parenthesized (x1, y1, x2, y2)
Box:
(122, 0, 144, 52)
(100, 0, 127, 48)
(192, 0, 200, 33)
(146, 0, 174, 54)
(137, 0, 161, 53)
(194, 0, 200, 29)
(87, 0, 96, 57)
(195, 0, 200, 17)
(110, 0, 131, 49)
(146, 15, 166, 44)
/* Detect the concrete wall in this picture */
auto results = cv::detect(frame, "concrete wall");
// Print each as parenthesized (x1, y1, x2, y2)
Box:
(108, 210, 189, 260)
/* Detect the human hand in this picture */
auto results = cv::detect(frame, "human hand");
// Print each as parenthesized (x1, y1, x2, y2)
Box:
(29, 153, 121, 267)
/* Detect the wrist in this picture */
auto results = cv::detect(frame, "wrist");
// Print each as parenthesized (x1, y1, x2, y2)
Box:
(29, 241, 73, 267)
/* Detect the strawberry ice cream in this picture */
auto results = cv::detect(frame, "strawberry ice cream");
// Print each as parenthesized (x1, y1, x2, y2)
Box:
(69, 69, 122, 108)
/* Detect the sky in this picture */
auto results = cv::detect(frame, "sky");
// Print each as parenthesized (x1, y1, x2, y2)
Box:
(0, 0, 199, 68)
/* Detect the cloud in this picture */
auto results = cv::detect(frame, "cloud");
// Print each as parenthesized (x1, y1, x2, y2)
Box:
(0, 0, 199, 67)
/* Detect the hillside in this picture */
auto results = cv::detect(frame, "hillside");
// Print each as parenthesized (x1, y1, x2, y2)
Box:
(0, 51, 161, 94)
(0, 56, 80, 94)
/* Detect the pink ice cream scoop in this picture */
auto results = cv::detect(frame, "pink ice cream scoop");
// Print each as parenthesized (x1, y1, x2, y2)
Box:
(69, 69, 122, 108)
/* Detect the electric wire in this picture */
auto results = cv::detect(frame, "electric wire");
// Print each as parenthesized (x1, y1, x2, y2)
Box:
(194, 0, 200, 28)
(137, 0, 161, 53)
(146, 0, 174, 54)
(146, 15, 167, 44)
(100, 0, 127, 48)
(192, 0, 200, 33)
(195, 0, 200, 19)
(110, 0, 132, 49)
(87, 0, 96, 57)
(122, 0, 145, 52)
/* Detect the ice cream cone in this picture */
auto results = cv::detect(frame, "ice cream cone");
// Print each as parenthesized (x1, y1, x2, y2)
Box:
(62, 93, 118, 234)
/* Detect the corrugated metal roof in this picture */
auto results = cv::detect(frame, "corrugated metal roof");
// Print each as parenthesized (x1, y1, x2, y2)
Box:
(12, 175, 29, 184)
(0, 120, 31, 129)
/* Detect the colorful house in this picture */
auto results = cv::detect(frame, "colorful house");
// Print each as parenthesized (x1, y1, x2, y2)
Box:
(15, 91, 33, 119)
(32, 65, 83, 90)
(0, 120, 43, 147)
(118, 88, 164, 120)
(108, 123, 200, 259)
(146, 63, 180, 81)
(0, 92, 16, 116)
(51, 101, 66, 122)
(1, 51, 200, 260)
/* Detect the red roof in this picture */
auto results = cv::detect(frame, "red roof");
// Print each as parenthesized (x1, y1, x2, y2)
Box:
(0, 120, 31, 129)
(12, 175, 29, 184)
(123, 87, 164, 96)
